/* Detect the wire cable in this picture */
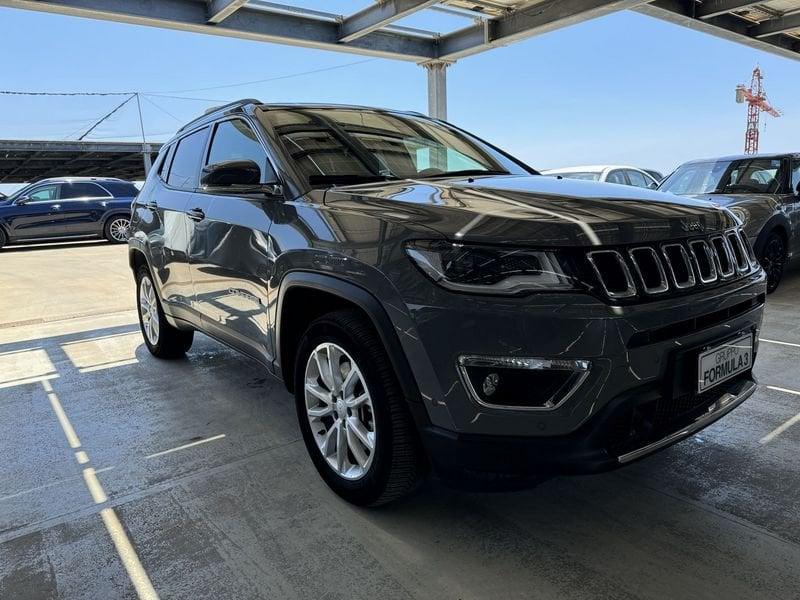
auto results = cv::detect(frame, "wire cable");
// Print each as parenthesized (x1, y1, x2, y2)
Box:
(78, 94, 136, 140)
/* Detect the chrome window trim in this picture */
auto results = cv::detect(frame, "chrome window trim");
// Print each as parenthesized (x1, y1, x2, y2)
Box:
(456, 355, 592, 412)
(661, 243, 696, 289)
(688, 239, 719, 284)
(587, 250, 637, 299)
(628, 246, 669, 294)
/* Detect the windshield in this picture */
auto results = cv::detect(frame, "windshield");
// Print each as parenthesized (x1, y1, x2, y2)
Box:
(659, 158, 784, 195)
(256, 107, 530, 187)
(550, 171, 600, 181)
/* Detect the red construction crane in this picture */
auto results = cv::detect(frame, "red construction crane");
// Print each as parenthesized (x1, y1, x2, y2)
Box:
(736, 66, 781, 155)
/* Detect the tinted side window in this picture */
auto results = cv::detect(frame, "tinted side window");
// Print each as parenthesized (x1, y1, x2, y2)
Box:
(606, 170, 627, 185)
(167, 128, 209, 190)
(101, 182, 140, 197)
(207, 119, 274, 181)
(61, 182, 111, 199)
(626, 170, 650, 188)
(26, 184, 60, 202)
(792, 160, 800, 193)
(157, 144, 176, 181)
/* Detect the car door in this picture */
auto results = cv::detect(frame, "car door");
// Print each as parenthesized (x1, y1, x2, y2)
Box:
(5, 183, 63, 240)
(138, 128, 209, 323)
(786, 158, 800, 257)
(188, 117, 278, 364)
(58, 181, 113, 236)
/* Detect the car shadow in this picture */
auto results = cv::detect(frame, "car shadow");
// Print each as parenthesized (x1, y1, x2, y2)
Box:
(2, 239, 114, 253)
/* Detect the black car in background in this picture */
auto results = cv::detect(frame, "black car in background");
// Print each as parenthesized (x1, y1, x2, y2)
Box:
(0, 177, 139, 249)
(659, 154, 800, 292)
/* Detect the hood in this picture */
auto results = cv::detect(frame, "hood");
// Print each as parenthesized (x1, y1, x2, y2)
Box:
(683, 192, 780, 210)
(323, 174, 735, 246)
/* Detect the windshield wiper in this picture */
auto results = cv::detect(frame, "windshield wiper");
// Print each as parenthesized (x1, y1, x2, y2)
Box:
(414, 169, 509, 179)
(308, 174, 398, 186)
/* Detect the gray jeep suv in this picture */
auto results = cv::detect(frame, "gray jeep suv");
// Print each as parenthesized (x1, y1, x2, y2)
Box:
(129, 100, 766, 505)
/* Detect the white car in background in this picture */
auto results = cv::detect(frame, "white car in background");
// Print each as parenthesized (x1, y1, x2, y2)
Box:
(543, 165, 660, 189)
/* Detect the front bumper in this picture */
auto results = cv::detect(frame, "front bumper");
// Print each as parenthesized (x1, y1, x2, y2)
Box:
(419, 374, 757, 482)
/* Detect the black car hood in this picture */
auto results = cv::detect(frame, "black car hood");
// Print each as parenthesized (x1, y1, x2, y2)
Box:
(323, 175, 734, 246)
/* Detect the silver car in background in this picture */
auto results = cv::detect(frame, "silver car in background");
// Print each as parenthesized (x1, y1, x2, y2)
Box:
(543, 165, 660, 189)
(659, 153, 800, 292)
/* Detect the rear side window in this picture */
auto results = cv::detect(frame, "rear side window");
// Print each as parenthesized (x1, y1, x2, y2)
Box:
(207, 119, 275, 181)
(60, 182, 111, 199)
(167, 128, 209, 190)
(101, 181, 140, 197)
(792, 160, 800, 193)
(606, 170, 627, 185)
(625, 170, 651, 188)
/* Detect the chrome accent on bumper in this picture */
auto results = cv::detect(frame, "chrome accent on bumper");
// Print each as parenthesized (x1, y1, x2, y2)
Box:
(617, 378, 757, 464)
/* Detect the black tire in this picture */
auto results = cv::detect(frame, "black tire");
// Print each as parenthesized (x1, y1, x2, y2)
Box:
(105, 215, 131, 243)
(136, 266, 193, 359)
(0, 228, 6, 250)
(294, 309, 424, 506)
(758, 231, 786, 294)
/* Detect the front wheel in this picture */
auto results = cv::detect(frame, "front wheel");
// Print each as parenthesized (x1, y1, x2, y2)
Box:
(759, 232, 786, 294)
(136, 266, 193, 359)
(294, 309, 424, 506)
(105, 216, 131, 243)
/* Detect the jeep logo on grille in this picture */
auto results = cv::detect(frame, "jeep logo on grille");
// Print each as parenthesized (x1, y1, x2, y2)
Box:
(680, 220, 705, 233)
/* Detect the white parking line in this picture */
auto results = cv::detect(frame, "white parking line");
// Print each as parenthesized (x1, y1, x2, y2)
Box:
(145, 434, 226, 459)
(760, 385, 800, 444)
(759, 338, 800, 348)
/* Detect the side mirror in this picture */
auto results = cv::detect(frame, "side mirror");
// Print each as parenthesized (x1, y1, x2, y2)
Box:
(201, 160, 261, 189)
(15, 195, 31, 205)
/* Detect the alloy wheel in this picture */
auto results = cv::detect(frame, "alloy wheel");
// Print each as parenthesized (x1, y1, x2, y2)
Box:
(139, 276, 160, 346)
(761, 235, 785, 292)
(304, 342, 376, 480)
(109, 218, 131, 242)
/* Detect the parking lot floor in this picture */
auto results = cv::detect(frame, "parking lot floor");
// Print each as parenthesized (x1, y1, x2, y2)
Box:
(1, 242, 799, 599)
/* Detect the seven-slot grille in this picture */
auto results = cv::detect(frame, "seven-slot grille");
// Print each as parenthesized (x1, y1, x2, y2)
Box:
(587, 229, 759, 301)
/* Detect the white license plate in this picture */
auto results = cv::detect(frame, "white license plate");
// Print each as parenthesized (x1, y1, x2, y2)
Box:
(697, 333, 753, 394)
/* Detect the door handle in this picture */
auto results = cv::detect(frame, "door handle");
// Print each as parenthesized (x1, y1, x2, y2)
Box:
(50, 204, 61, 210)
(187, 207, 206, 221)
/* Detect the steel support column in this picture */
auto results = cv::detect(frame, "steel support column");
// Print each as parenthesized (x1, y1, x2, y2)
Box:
(422, 60, 450, 120)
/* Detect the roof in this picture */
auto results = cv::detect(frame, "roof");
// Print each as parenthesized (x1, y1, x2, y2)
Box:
(2, 1, 800, 64)
(681, 152, 800, 164)
(543, 165, 650, 173)
(0, 139, 162, 183)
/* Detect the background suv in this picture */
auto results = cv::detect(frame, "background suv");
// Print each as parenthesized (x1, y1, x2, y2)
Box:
(0, 177, 138, 249)
(659, 153, 800, 292)
(129, 100, 765, 506)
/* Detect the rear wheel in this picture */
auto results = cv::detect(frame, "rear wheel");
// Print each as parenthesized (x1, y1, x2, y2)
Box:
(758, 231, 786, 294)
(136, 266, 193, 358)
(294, 309, 424, 506)
(0, 229, 6, 250)
(105, 216, 131, 243)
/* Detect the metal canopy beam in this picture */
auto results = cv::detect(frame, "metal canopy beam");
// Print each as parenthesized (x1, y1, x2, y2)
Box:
(751, 13, 800, 39)
(438, 0, 648, 60)
(340, 0, 439, 42)
(637, 1, 800, 62)
(0, 0, 437, 61)
(207, 0, 248, 24)
(696, 0, 763, 19)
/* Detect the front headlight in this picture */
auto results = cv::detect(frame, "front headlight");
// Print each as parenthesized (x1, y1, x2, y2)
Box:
(405, 240, 579, 295)
(729, 206, 749, 227)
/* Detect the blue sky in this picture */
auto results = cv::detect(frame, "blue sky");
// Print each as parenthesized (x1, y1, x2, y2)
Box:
(1, 2, 799, 193)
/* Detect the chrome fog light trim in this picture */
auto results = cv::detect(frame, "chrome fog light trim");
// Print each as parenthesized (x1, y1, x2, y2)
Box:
(457, 355, 591, 411)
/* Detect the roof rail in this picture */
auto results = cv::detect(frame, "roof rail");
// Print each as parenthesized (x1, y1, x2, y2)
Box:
(177, 98, 262, 133)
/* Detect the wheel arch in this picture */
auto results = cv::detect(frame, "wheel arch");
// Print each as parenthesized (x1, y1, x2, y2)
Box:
(275, 271, 421, 405)
(753, 214, 790, 257)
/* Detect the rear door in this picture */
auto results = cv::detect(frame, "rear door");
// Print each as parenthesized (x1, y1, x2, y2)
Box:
(139, 128, 209, 323)
(5, 183, 63, 240)
(58, 181, 113, 236)
(188, 117, 277, 363)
